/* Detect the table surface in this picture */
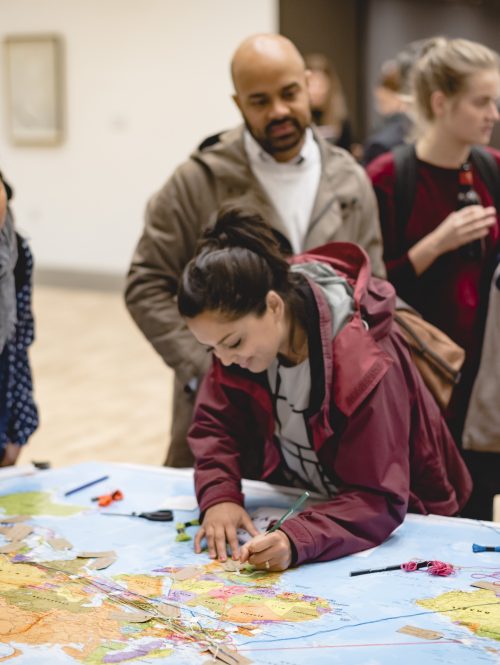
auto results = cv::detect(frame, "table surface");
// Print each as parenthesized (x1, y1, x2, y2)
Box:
(0, 461, 499, 664)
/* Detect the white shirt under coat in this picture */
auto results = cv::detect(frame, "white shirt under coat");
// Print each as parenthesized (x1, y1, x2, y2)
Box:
(244, 128, 321, 254)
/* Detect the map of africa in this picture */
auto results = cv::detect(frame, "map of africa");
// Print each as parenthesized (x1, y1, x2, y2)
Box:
(0, 461, 499, 664)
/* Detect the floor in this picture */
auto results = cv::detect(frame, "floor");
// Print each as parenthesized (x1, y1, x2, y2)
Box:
(18, 286, 173, 469)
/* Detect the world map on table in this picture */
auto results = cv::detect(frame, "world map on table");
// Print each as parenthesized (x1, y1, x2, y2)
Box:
(0, 461, 499, 664)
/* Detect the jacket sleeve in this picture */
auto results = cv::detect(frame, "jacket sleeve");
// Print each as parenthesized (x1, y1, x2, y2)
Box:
(351, 162, 387, 280)
(279, 360, 412, 565)
(188, 366, 250, 513)
(124, 161, 214, 385)
(367, 155, 419, 301)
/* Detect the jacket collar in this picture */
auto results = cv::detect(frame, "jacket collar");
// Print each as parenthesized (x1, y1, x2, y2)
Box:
(291, 243, 394, 417)
(193, 125, 350, 251)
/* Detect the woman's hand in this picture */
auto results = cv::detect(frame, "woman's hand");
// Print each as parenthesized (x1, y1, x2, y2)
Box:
(194, 502, 259, 562)
(433, 205, 496, 254)
(408, 205, 496, 275)
(239, 530, 293, 572)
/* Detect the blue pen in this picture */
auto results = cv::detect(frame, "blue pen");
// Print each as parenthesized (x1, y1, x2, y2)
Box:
(472, 543, 500, 553)
(64, 475, 109, 497)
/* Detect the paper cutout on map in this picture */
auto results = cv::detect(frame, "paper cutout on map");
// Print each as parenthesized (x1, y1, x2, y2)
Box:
(0, 542, 23, 554)
(87, 554, 117, 570)
(223, 559, 242, 573)
(0, 524, 33, 542)
(76, 551, 117, 570)
(205, 644, 253, 664)
(155, 602, 181, 619)
(47, 536, 72, 550)
(0, 515, 30, 524)
(168, 565, 201, 581)
(77, 550, 116, 558)
(398, 625, 444, 640)
(471, 581, 500, 593)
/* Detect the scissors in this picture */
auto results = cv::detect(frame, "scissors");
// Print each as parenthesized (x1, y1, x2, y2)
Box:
(101, 510, 173, 522)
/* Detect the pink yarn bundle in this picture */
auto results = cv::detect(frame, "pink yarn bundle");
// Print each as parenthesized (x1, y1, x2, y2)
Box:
(401, 560, 454, 576)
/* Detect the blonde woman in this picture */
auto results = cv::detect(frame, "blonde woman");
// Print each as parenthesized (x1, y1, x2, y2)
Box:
(368, 37, 500, 519)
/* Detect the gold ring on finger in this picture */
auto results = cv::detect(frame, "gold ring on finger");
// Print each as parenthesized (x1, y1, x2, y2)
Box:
(264, 560, 270, 570)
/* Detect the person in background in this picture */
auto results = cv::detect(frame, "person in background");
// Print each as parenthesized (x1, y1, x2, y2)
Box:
(363, 41, 425, 166)
(177, 207, 471, 570)
(367, 37, 500, 519)
(304, 53, 353, 152)
(0, 173, 38, 466)
(461, 262, 500, 518)
(125, 33, 385, 468)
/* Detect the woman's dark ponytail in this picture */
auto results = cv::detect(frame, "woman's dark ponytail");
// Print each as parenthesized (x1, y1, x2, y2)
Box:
(178, 206, 293, 320)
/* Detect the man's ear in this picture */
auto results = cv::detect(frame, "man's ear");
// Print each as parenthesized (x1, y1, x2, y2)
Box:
(232, 93, 243, 114)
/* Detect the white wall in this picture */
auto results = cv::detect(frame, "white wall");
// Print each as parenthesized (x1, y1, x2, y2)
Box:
(0, 0, 278, 274)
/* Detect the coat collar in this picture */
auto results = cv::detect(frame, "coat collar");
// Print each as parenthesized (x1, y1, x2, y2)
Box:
(292, 243, 394, 417)
(193, 125, 352, 253)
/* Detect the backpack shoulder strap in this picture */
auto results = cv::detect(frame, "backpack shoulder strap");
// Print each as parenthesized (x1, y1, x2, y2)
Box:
(470, 146, 500, 211)
(392, 143, 417, 246)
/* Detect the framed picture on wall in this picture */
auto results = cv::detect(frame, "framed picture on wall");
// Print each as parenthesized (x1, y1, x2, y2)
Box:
(4, 34, 64, 146)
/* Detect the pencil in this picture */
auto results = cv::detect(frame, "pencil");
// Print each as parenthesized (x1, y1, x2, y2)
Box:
(64, 475, 109, 497)
(266, 491, 310, 533)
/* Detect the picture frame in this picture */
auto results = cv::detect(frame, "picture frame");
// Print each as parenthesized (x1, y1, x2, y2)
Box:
(4, 34, 64, 146)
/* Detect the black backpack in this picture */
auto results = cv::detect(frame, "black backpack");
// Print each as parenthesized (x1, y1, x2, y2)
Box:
(392, 143, 500, 239)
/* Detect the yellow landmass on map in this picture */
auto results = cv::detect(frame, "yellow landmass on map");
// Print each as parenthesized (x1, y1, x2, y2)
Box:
(0, 557, 179, 663)
(0, 596, 125, 656)
(417, 589, 500, 641)
(168, 561, 330, 624)
(0, 555, 331, 662)
(114, 573, 164, 598)
(0, 491, 84, 517)
(78, 642, 174, 665)
(0, 557, 221, 662)
(0, 588, 182, 664)
(0, 558, 46, 593)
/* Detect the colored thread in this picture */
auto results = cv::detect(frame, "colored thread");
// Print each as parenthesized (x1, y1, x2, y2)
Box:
(400, 560, 454, 576)
(401, 561, 421, 572)
(92, 489, 124, 507)
(473, 543, 500, 553)
(427, 560, 454, 576)
(175, 519, 200, 543)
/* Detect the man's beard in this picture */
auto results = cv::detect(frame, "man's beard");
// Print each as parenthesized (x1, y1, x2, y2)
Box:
(246, 117, 306, 157)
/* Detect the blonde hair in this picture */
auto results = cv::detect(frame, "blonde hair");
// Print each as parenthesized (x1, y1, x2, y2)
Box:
(413, 37, 500, 122)
(304, 53, 348, 132)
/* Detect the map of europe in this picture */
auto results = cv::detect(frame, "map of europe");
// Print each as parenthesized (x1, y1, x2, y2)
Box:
(0, 461, 499, 664)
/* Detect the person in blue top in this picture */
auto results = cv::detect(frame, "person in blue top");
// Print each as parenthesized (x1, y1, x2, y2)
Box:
(0, 173, 38, 466)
